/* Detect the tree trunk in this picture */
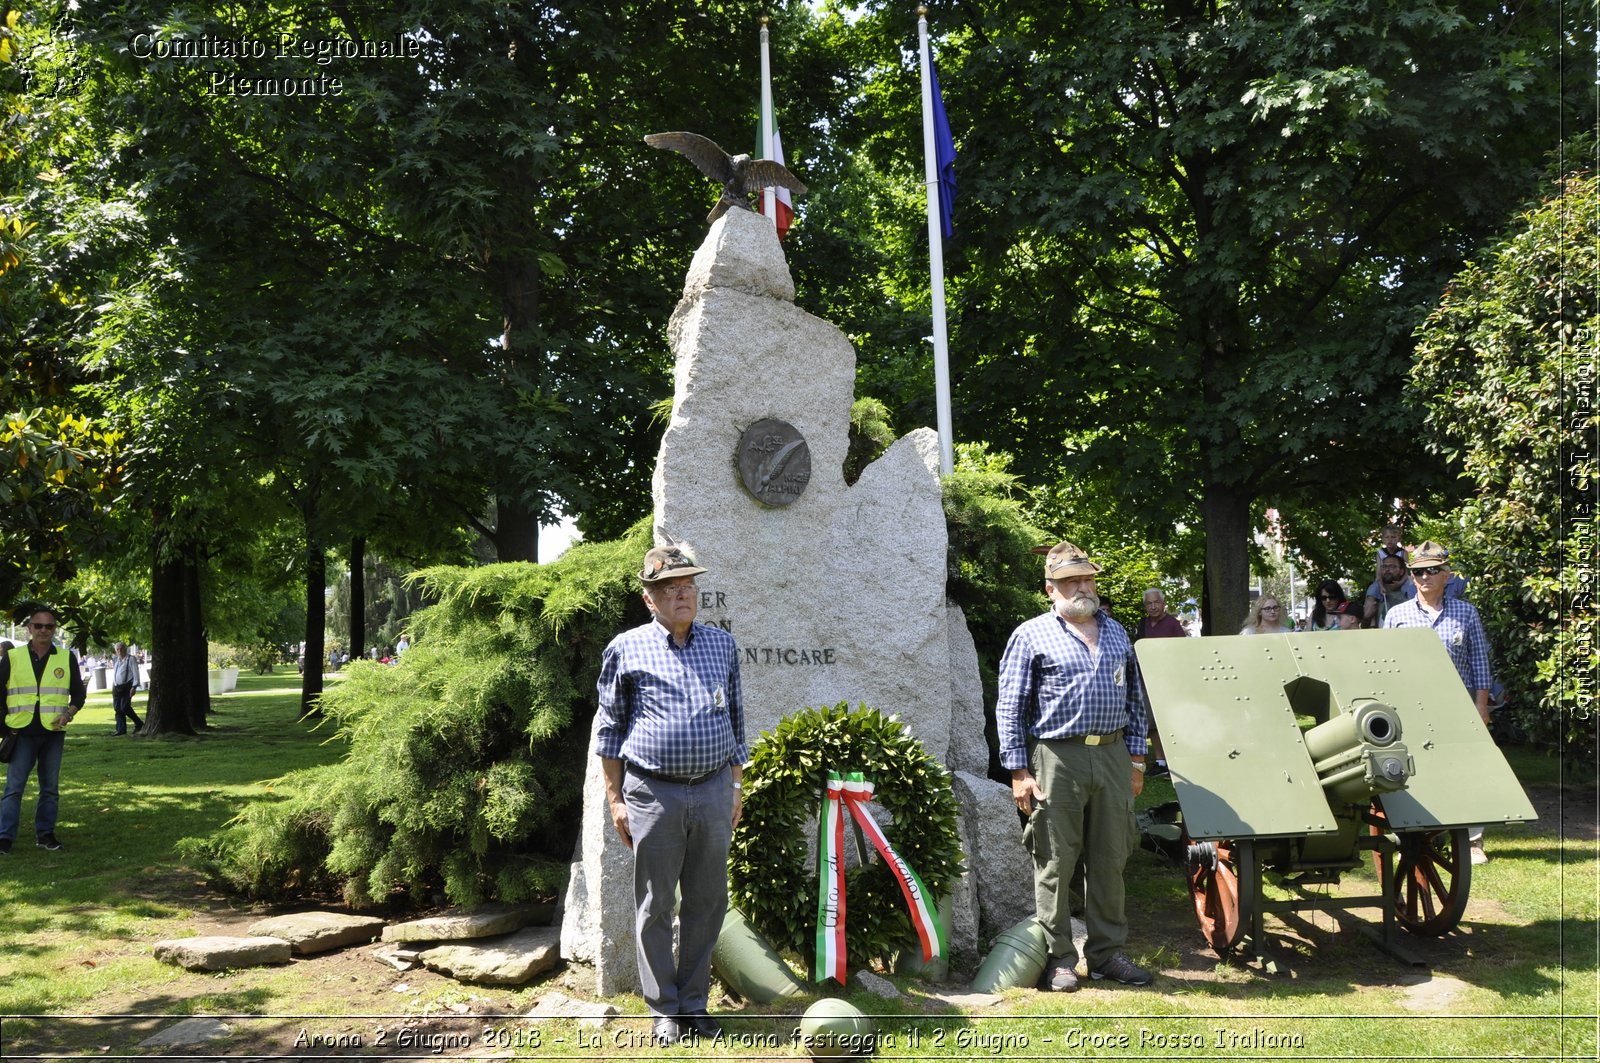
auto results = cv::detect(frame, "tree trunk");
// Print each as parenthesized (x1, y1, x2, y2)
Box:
(349, 535, 366, 661)
(1201, 482, 1253, 636)
(300, 541, 326, 719)
(183, 544, 210, 730)
(144, 540, 198, 737)
(494, 498, 540, 562)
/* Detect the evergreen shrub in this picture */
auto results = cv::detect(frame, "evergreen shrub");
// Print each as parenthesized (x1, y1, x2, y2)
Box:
(181, 518, 653, 907)
(728, 702, 964, 973)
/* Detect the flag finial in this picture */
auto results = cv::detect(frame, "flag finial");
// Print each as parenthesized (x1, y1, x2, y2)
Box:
(917, 5, 928, 16)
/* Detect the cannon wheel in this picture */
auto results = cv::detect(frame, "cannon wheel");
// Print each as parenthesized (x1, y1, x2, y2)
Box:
(1369, 804, 1472, 936)
(1392, 827, 1472, 935)
(1186, 837, 1253, 955)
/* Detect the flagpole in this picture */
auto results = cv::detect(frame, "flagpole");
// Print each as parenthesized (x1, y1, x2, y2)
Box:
(759, 17, 777, 226)
(917, 7, 954, 476)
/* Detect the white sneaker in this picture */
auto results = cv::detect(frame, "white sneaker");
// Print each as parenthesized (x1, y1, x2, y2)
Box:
(1470, 844, 1488, 865)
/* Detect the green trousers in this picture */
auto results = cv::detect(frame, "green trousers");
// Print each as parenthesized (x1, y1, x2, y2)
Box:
(1022, 737, 1136, 969)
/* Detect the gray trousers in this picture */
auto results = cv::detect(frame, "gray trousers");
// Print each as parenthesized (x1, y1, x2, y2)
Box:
(1022, 738, 1136, 969)
(622, 765, 734, 1017)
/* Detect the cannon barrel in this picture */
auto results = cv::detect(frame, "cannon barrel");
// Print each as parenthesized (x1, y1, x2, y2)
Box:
(1302, 700, 1413, 804)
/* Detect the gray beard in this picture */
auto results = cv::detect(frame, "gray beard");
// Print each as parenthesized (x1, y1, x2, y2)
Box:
(1056, 594, 1100, 620)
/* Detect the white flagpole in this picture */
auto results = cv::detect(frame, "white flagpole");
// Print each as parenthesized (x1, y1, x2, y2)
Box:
(917, 7, 954, 476)
(759, 18, 777, 226)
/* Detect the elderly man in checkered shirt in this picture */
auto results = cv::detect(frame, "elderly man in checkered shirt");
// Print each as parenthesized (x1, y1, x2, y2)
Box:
(1382, 539, 1494, 864)
(596, 545, 747, 1047)
(996, 541, 1154, 993)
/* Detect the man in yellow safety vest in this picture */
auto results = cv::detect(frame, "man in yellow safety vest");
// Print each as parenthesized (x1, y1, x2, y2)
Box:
(2, 605, 85, 854)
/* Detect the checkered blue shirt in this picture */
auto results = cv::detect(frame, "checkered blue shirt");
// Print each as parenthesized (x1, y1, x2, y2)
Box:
(995, 609, 1149, 769)
(595, 619, 748, 777)
(1382, 596, 1493, 693)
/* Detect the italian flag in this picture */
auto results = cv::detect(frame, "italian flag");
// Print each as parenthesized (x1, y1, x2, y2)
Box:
(754, 112, 794, 240)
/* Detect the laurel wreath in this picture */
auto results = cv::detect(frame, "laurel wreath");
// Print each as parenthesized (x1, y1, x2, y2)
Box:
(728, 702, 965, 971)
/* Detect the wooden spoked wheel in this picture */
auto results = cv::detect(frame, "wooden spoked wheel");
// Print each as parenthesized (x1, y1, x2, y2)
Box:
(1391, 827, 1472, 936)
(1186, 837, 1252, 955)
(1369, 802, 1472, 936)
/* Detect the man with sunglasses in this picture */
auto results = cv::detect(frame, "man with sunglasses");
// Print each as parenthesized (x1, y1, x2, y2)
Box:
(1, 606, 86, 854)
(1382, 541, 1493, 863)
(595, 545, 747, 1046)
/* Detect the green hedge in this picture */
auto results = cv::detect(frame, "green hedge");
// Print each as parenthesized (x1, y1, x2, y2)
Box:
(181, 519, 652, 907)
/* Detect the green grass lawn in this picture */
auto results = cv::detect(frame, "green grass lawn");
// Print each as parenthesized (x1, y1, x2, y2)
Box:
(0, 669, 1594, 1060)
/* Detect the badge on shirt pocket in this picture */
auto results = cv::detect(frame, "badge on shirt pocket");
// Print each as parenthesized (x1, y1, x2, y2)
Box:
(1114, 664, 1125, 687)
(713, 685, 725, 708)
(1450, 630, 1463, 647)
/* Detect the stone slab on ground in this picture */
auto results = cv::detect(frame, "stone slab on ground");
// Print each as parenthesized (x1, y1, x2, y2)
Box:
(153, 936, 291, 971)
(523, 991, 620, 1027)
(373, 948, 418, 972)
(853, 971, 902, 999)
(246, 912, 385, 955)
(418, 926, 561, 986)
(139, 1017, 233, 1047)
(382, 905, 531, 943)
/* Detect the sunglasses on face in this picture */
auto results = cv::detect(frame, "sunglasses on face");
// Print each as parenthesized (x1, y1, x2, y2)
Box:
(30, 622, 56, 631)
(1410, 568, 1444, 577)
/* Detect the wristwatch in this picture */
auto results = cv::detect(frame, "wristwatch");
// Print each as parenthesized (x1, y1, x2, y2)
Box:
(1131, 761, 1147, 773)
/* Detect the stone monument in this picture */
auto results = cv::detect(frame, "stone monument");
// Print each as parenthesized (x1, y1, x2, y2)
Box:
(561, 208, 1006, 995)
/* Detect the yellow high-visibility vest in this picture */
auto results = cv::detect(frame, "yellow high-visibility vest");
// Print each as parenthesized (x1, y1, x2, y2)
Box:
(5, 644, 72, 730)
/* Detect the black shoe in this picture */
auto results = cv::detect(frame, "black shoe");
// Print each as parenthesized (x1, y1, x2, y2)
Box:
(679, 1012, 722, 1040)
(1090, 952, 1153, 986)
(1147, 760, 1170, 778)
(0, 838, 11, 855)
(110, 730, 126, 736)
(651, 1016, 683, 1046)
(36, 833, 63, 851)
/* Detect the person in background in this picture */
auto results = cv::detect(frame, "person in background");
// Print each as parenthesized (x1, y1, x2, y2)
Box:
(1, 606, 85, 854)
(1239, 596, 1288, 635)
(1382, 541, 1493, 864)
(1365, 554, 1416, 627)
(1374, 522, 1408, 587)
(1132, 588, 1186, 776)
(1309, 580, 1350, 631)
(1332, 601, 1363, 630)
(110, 642, 143, 735)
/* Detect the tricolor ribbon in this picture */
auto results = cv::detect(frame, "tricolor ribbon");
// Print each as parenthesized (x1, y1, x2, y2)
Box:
(814, 771, 946, 983)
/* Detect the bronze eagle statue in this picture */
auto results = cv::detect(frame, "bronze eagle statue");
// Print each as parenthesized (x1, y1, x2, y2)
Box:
(644, 131, 807, 223)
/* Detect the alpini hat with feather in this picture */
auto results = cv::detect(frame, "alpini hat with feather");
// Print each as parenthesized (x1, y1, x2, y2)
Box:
(640, 546, 707, 584)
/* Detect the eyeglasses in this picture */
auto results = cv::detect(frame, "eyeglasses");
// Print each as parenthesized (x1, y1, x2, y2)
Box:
(653, 583, 698, 598)
(29, 622, 56, 631)
(1260, 605, 1281, 611)
(1409, 568, 1445, 578)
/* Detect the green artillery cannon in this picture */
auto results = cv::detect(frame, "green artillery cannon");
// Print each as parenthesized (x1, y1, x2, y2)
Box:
(1135, 629, 1536, 965)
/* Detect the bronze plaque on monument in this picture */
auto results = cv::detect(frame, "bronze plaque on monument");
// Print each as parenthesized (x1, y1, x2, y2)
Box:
(737, 418, 811, 506)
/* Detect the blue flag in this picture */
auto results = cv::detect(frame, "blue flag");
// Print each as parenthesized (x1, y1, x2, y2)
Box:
(930, 59, 957, 240)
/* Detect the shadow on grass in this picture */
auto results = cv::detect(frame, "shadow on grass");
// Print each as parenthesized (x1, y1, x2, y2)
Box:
(4, 986, 280, 1054)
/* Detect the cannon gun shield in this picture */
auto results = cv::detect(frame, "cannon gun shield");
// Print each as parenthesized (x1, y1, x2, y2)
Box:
(1135, 629, 1536, 964)
(1135, 630, 1535, 835)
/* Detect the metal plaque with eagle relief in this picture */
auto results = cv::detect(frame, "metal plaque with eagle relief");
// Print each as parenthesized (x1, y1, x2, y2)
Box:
(737, 418, 811, 506)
